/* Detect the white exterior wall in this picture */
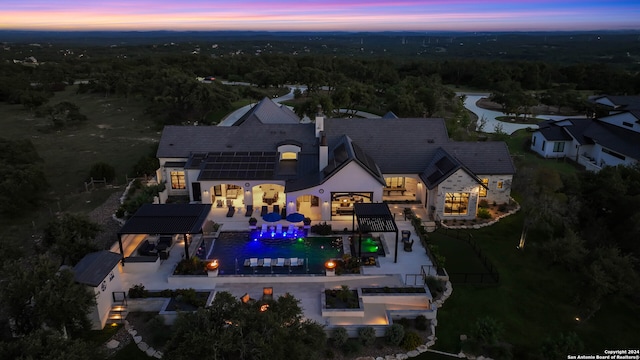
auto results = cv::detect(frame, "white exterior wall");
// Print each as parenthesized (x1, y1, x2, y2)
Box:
(592, 144, 637, 168)
(531, 133, 569, 159)
(286, 161, 384, 221)
(477, 174, 513, 205)
(599, 112, 640, 133)
(435, 169, 481, 220)
(89, 265, 124, 330)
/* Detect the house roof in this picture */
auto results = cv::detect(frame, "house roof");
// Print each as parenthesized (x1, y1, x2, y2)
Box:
(536, 117, 640, 160)
(73, 251, 121, 287)
(441, 142, 516, 175)
(118, 203, 211, 235)
(590, 95, 640, 110)
(233, 97, 300, 126)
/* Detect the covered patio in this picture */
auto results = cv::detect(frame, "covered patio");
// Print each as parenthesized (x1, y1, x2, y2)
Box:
(116, 203, 212, 269)
(352, 203, 400, 263)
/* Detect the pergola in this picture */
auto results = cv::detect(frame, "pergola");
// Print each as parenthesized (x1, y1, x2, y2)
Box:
(117, 203, 211, 262)
(352, 203, 400, 263)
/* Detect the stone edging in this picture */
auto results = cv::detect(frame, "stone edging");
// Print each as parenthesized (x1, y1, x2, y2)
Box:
(440, 199, 521, 230)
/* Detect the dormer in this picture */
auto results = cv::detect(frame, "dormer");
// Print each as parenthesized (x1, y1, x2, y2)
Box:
(277, 142, 302, 160)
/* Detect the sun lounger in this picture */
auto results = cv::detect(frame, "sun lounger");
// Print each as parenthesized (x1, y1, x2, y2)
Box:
(287, 224, 295, 234)
(275, 258, 286, 267)
(249, 258, 259, 267)
(276, 223, 282, 234)
(245, 205, 253, 217)
(273, 204, 280, 214)
(262, 258, 272, 267)
(226, 206, 235, 217)
(261, 205, 268, 215)
(289, 257, 303, 266)
(284, 258, 291, 267)
(261, 224, 268, 233)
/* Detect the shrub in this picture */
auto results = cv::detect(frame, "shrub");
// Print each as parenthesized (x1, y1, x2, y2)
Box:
(115, 206, 125, 218)
(89, 162, 116, 182)
(331, 327, 349, 346)
(386, 324, 405, 346)
(478, 199, 489, 208)
(477, 207, 492, 219)
(148, 315, 171, 345)
(128, 284, 148, 298)
(415, 315, 428, 331)
(401, 331, 423, 350)
(472, 316, 504, 345)
(358, 326, 376, 346)
(311, 221, 332, 235)
(498, 203, 508, 212)
(341, 339, 362, 355)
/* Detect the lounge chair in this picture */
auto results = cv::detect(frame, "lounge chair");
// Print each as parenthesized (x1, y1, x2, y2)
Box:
(226, 206, 235, 217)
(290, 257, 303, 266)
(249, 258, 259, 267)
(245, 205, 254, 217)
(287, 224, 295, 234)
(216, 199, 223, 208)
(273, 204, 280, 214)
(276, 223, 283, 234)
(261, 224, 268, 234)
(284, 258, 292, 267)
(261, 205, 268, 215)
(262, 258, 272, 267)
(275, 258, 286, 267)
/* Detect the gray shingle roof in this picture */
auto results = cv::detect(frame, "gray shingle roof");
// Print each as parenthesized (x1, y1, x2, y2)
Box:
(73, 251, 121, 287)
(441, 142, 516, 175)
(234, 97, 300, 126)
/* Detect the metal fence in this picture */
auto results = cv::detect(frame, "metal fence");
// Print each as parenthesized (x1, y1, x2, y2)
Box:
(435, 228, 500, 284)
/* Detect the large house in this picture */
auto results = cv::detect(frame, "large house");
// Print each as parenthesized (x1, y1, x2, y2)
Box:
(156, 98, 515, 221)
(530, 95, 640, 171)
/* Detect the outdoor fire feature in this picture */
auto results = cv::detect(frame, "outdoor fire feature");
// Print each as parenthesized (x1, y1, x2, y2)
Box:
(207, 259, 219, 277)
(325, 260, 336, 276)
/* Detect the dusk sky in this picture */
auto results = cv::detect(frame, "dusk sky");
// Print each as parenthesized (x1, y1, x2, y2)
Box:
(1, 0, 638, 32)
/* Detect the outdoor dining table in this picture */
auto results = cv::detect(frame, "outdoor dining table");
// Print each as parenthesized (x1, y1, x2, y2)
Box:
(263, 189, 278, 204)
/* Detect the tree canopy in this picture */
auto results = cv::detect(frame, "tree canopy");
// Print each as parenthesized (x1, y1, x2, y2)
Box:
(164, 291, 327, 360)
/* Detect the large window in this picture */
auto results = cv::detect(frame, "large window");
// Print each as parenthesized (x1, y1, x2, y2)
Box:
(444, 193, 469, 215)
(479, 178, 489, 197)
(170, 171, 186, 189)
(553, 142, 565, 153)
(385, 177, 406, 188)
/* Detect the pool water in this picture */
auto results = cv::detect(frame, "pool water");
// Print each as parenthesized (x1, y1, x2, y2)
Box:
(198, 232, 344, 275)
(349, 236, 386, 257)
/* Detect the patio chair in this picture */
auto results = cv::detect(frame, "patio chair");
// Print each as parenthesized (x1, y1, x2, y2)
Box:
(226, 206, 235, 217)
(276, 223, 283, 234)
(273, 204, 280, 214)
(216, 199, 223, 208)
(401, 230, 411, 242)
(261, 205, 268, 215)
(275, 258, 286, 267)
(245, 205, 254, 217)
(262, 258, 272, 267)
(403, 239, 414, 252)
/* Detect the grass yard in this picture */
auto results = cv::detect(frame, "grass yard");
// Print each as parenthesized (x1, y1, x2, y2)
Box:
(506, 129, 579, 175)
(0, 86, 160, 249)
(430, 231, 492, 278)
(430, 211, 640, 356)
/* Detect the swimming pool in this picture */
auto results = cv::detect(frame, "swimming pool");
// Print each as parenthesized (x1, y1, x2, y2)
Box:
(197, 232, 344, 275)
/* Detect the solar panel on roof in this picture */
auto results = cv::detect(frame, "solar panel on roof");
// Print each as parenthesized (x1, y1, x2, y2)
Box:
(435, 156, 456, 173)
(427, 170, 443, 184)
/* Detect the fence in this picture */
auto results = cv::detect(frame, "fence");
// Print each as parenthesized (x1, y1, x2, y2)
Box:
(84, 177, 107, 192)
(435, 228, 500, 284)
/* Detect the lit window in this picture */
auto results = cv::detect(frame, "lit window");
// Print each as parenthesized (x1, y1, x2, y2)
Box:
(281, 152, 297, 160)
(170, 171, 186, 189)
(444, 193, 469, 215)
(479, 179, 488, 197)
(497, 181, 503, 189)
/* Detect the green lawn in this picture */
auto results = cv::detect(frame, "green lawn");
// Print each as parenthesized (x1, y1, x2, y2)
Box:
(430, 232, 492, 278)
(429, 211, 640, 356)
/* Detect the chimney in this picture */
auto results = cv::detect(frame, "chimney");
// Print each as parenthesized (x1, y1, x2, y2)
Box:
(319, 132, 328, 171)
(315, 104, 324, 138)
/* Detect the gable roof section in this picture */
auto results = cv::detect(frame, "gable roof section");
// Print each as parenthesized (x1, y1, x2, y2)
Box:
(442, 142, 516, 175)
(582, 121, 640, 160)
(590, 95, 640, 110)
(118, 203, 211, 235)
(324, 117, 450, 173)
(233, 97, 300, 126)
(73, 250, 121, 287)
(420, 148, 463, 189)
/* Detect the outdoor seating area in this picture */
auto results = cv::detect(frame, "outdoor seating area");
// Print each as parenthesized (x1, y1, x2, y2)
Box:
(262, 188, 279, 205)
(243, 257, 304, 267)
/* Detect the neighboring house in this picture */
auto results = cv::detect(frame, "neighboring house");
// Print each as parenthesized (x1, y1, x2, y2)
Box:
(531, 95, 640, 172)
(157, 97, 515, 221)
(73, 251, 125, 330)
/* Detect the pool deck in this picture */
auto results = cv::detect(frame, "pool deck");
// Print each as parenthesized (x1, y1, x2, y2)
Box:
(118, 205, 435, 327)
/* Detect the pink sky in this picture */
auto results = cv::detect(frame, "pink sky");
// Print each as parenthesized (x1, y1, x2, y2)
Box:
(1, 0, 638, 31)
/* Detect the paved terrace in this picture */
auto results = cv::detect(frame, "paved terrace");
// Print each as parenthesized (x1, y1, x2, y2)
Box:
(118, 204, 434, 326)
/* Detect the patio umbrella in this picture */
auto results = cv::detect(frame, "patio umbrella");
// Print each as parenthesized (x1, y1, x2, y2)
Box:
(286, 212, 305, 222)
(262, 212, 282, 222)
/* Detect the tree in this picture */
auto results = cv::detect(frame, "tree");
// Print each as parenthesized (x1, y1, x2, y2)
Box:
(539, 332, 584, 360)
(89, 161, 116, 182)
(0, 329, 102, 360)
(42, 213, 101, 266)
(164, 291, 327, 360)
(0, 138, 48, 217)
(42, 101, 88, 129)
(0, 255, 96, 337)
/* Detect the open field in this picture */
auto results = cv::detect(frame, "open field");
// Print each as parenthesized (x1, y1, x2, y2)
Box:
(0, 86, 160, 250)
